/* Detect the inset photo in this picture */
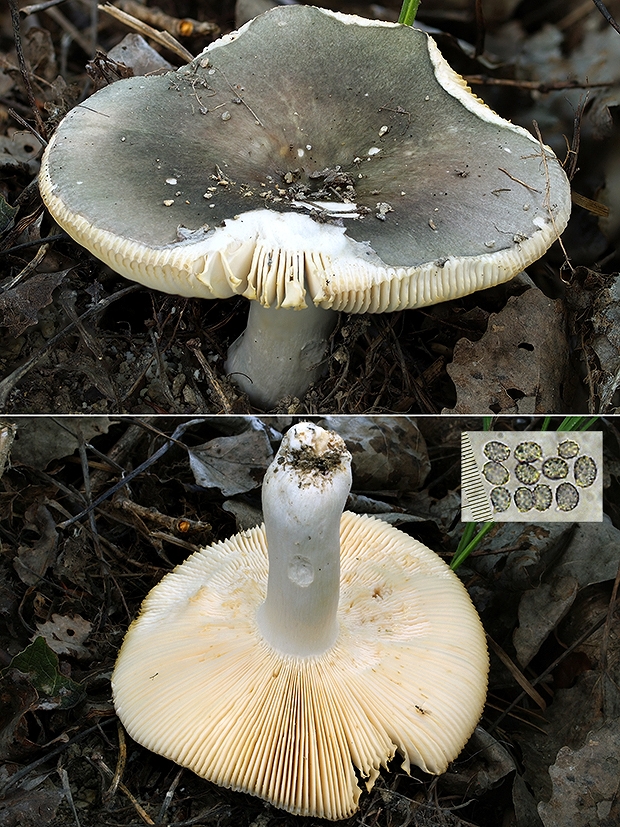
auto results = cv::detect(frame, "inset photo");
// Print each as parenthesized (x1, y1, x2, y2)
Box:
(461, 430, 603, 522)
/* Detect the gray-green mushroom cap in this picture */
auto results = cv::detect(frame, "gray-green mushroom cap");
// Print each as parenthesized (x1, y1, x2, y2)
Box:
(39, 5, 571, 407)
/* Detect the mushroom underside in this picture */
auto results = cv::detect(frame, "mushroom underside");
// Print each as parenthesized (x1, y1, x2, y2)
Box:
(112, 512, 488, 821)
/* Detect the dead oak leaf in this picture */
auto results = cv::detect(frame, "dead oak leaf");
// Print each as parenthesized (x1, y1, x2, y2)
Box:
(33, 613, 92, 658)
(444, 288, 569, 414)
(0, 270, 69, 337)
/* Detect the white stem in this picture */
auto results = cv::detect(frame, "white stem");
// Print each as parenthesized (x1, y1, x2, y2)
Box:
(257, 422, 352, 656)
(225, 302, 337, 409)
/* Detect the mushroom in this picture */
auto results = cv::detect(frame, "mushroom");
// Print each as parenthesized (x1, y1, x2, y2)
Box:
(112, 422, 488, 820)
(39, 6, 571, 409)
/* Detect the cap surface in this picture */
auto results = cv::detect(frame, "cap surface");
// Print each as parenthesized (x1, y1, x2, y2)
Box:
(40, 5, 570, 312)
(112, 512, 488, 820)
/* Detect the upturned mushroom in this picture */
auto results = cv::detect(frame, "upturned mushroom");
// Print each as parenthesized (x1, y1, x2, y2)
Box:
(112, 422, 488, 820)
(39, 6, 571, 408)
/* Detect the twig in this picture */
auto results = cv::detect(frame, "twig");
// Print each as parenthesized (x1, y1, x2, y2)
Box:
(104, 722, 127, 803)
(57, 418, 206, 529)
(489, 594, 619, 732)
(465, 75, 613, 93)
(90, 751, 155, 825)
(114, 496, 212, 535)
(0, 283, 141, 408)
(0, 243, 50, 293)
(498, 167, 540, 193)
(57, 765, 82, 827)
(532, 120, 573, 273)
(99, 3, 194, 63)
(591, 0, 620, 35)
(44, 4, 94, 56)
(116, 0, 219, 39)
(0, 719, 116, 797)
(486, 635, 547, 710)
(7, 0, 47, 140)
(7, 108, 47, 147)
(186, 338, 234, 412)
(157, 767, 184, 824)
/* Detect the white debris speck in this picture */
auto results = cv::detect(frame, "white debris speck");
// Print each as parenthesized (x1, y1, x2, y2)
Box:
(306, 144, 312, 150)
(425, 95, 430, 101)
(375, 202, 393, 221)
(200, 58, 209, 68)
(120, 137, 126, 142)
(503, 146, 512, 153)
(533, 216, 548, 229)
(166, 177, 177, 185)
(484, 240, 496, 248)
(76, 181, 83, 185)
(297, 148, 305, 158)
(221, 111, 231, 121)
(379, 125, 389, 136)
(367, 147, 381, 156)
(523, 203, 530, 211)
(163, 199, 174, 206)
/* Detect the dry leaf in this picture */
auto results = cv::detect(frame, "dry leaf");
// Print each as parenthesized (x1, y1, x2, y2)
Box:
(445, 288, 569, 414)
(0, 270, 69, 337)
(33, 613, 92, 658)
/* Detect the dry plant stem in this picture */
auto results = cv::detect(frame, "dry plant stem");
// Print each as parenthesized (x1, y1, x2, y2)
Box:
(58, 418, 206, 529)
(486, 634, 546, 710)
(0, 719, 116, 797)
(489, 595, 620, 732)
(114, 495, 212, 535)
(186, 338, 233, 412)
(533, 120, 573, 274)
(89, 419, 153, 490)
(157, 767, 184, 824)
(1, 243, 49, 293)
(44, 4, 93, 55)
(465, 75, 614, 93)
(90, 751, 155, 825)
(20, 0, 68, 14)
(117, 0, 219, 39)
(8, 0, 47, 140)
(0, 283, 141, 408)
(98, 3, 194, 63)
(57, 764, 81, 827)
(104, 722, 127, 803)
(591, 0, 620, 35)
(76, 420, 113, 624)
(59, 287, 105, 362)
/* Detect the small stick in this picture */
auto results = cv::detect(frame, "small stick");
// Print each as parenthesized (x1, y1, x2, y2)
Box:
(7, 0, 47, 140)
(91, 752, 155, 825)
(117, 0, 219, 39)
(186, 338, 233, 412)
(104, 722, 127, 803)
(0, 283, 141, 409)
(99, 3, 194, 63)
(158, 768, 184, 823)
(498, 167, 540, 193)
